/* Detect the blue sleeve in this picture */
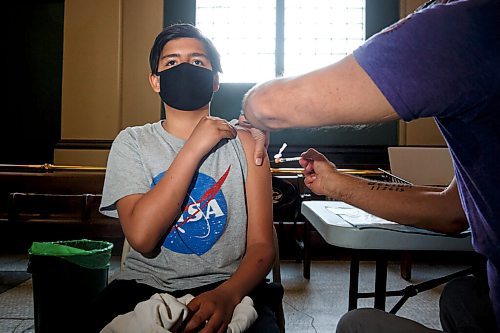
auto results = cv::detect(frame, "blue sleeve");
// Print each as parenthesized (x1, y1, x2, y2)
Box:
(353, 0, 500, 122)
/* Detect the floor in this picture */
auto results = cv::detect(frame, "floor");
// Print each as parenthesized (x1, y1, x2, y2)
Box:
(0, 254, 468, 333)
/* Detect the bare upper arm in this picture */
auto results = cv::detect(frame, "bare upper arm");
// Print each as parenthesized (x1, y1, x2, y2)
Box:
(237, 130, 274, 247)
(244, 54, 400, 130)
(293, 55, 399, 124)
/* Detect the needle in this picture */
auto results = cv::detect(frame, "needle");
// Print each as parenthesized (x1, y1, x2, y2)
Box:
(274, 156, 302, 163)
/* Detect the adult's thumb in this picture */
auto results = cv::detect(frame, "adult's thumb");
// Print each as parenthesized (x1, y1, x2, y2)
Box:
(254, 147, 265, 166)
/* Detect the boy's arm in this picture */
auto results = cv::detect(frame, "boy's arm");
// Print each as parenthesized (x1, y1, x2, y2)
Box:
(117, 117, 237, 255)
(218, 129, 276, 298)
(116, 147, 200, 255)
(183, 129, 276, 333)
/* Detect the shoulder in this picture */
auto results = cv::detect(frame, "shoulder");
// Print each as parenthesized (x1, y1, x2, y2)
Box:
(236, 128, 255, 151)
(236, 128, 271, 174)
(119, 122, 158, 138)
(113, 122, 160, 145)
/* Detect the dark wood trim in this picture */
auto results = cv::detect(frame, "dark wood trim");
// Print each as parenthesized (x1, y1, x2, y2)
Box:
(164, 0, 195, 26)
(55, 139, 113, 150)
(268, 145, 390, 170)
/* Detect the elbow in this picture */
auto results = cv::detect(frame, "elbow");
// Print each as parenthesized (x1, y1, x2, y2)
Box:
(425, 215, 469, 235)
(126, 233, 160, 257)
(443, 217, 469, 235)
(439, 201, 469, 235)
(407, 213, 468, 235)
(243, 81, 284, 131)
(422, 190, 469, 235)
(251, 241, 277, 273)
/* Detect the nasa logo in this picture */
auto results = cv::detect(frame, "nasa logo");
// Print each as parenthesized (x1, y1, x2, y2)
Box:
(151, 167, 230, 255)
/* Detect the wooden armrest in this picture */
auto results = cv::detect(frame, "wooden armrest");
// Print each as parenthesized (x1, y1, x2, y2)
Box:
(8, 192, 102, 223)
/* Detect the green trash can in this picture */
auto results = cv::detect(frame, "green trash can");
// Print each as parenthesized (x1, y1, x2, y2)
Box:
(27, 239, 113, 333)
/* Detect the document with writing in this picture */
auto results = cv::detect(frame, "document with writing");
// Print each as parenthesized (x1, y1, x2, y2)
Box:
(325, 203, 449, 235)
(326, 205, 396, 226)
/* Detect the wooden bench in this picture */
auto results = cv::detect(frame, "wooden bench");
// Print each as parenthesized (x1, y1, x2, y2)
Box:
(0, 166, 123, 253)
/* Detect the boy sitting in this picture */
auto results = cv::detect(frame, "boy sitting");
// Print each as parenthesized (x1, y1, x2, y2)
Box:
(94, 24, 280, 333)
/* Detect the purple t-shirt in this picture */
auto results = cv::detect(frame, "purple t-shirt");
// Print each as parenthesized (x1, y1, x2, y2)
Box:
(354, 0, 499, 324)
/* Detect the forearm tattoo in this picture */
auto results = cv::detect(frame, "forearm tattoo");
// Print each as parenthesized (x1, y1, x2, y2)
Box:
(367, 181, 413, 192)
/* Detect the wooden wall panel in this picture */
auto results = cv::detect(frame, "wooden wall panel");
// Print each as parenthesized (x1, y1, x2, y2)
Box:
(55, 0, 163, 166)
(121, 0, 163, 128)
(398, 0, 446, 146)
(61, 0, 122, 140)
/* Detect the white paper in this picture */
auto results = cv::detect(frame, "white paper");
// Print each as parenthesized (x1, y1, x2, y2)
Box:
(326, 206, 397, 226)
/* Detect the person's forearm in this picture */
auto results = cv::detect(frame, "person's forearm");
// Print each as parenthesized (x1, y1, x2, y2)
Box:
(217, 242, 275, 302)
(122, 147, 202, 253)
(325, 172, 467, 234)
(219, 130, 275, 300)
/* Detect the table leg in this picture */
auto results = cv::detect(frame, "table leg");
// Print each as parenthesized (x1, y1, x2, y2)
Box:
(348, 252, 360, 310)
(374, 256, 388, 310)
(302, 220, 311, 279)
(400, 251, 412, 281)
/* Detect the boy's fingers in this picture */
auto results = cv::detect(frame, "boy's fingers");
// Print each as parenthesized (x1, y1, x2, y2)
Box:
(183, 312, 209, 333)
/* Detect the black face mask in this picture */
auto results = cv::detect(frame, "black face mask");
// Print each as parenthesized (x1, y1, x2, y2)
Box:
(158, 63, 215, 111)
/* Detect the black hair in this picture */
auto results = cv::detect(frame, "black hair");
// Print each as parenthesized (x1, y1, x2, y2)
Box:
(149, 23, 222, 74)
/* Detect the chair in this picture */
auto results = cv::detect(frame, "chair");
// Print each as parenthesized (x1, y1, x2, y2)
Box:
(121, 226, 286, 333)
(272, 175, 305, 269)
(271, 226, 286, 333)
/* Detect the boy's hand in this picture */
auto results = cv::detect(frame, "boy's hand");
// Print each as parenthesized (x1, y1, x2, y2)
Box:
(181, 288, 239, 333)
(186, 116, 237, 158)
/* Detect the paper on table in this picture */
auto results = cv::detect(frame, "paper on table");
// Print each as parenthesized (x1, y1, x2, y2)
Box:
(326, 206, 397, 226)
(325, 203, 468, 235)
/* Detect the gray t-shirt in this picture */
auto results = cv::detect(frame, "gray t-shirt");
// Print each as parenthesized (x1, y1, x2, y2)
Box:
(100, 120, 248, 291)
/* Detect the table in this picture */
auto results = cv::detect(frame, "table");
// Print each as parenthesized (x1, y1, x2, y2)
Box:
(301, 200, 474, 312)
(270, 168, 386, 267)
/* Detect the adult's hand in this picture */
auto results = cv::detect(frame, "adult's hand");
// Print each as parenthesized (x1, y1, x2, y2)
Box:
(299, 148, 339, 197)
(238, 114, 269, 166)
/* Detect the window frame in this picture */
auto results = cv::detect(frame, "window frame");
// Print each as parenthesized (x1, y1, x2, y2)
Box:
(162, 0, 401, 150)
(163, 0, 399, 82)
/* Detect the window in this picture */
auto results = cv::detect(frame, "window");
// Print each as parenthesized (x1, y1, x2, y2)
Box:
(163, 0, 400, 149)
(196, 0, 365, 83)
(196, 1, 276, 82)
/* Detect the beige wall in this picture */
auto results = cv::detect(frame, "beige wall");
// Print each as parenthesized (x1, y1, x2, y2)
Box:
(121, 0, 163, 128)
(55, 0, 446, 166)
(55, 0, 163, 166)
(398, 0, 447, 146)
(60, 0, 122, 140)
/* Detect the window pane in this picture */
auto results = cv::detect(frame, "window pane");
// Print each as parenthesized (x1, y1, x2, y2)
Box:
(196, 0, 365, 82)
(196, 0, 276, 83)
(284, 0, 365, 77)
